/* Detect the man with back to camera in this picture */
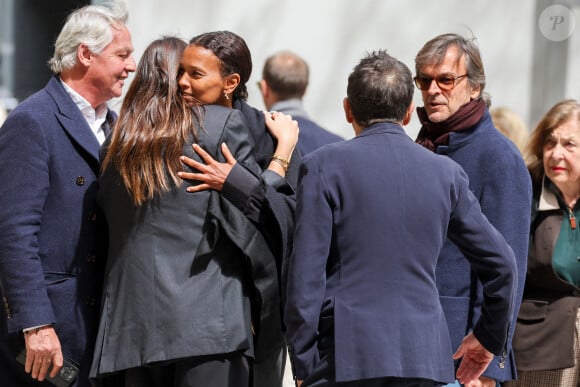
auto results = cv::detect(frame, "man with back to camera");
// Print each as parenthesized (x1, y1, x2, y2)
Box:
(258, 50, 344, 156)
(414, 33, 532, 387)
(284, 49, 518, 387)
(0, 2, 135, 386)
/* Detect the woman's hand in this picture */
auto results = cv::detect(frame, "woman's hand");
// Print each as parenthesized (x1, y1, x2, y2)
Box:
(264, 111, 299, 159)
(178, 143, 236, 192)
(264, 111, 299, 176)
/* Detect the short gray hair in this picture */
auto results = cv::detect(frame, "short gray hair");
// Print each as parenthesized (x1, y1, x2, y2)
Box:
(48, 1, 128, 74)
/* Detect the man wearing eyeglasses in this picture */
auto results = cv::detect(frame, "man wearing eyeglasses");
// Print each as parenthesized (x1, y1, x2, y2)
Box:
(414, 33, 532, 387)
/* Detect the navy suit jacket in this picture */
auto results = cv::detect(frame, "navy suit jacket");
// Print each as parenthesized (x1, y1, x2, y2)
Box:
(425, 111, 532, 381)
(293, 116, 343, 156)
(284, 123, 517, 384)
(0, 76, 110, 387)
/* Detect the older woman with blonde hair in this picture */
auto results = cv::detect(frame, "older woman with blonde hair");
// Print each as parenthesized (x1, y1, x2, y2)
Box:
(507, 99, 580, 387)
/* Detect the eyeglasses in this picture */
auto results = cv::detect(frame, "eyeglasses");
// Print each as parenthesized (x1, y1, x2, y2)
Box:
(413, 74, 468, 91)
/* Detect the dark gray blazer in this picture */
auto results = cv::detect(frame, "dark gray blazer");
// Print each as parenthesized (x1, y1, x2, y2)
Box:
(293, 116, 344, 156)
(90, 105, 283, 377)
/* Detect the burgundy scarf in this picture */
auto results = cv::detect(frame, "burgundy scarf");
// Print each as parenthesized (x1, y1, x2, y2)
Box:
(415, 98, 486, 151)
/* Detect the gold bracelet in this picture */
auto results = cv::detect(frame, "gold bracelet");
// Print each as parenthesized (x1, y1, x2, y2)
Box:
(270, 155, 289, 172)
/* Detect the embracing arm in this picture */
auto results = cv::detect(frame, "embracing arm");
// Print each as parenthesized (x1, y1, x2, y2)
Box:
(178, 110, 299, 259)
(178, 111, 298, 191)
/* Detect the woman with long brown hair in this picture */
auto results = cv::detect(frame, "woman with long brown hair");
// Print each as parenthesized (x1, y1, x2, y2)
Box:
(90, 36, 298, 387)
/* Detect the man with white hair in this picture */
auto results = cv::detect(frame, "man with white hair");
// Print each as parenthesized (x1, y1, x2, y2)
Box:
(0, 2, 135, 386)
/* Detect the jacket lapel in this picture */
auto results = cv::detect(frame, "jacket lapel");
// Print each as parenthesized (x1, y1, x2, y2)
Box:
(45, 76, 101, 165)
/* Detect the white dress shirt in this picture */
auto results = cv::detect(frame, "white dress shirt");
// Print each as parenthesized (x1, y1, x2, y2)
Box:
(60, 79, 108, 145)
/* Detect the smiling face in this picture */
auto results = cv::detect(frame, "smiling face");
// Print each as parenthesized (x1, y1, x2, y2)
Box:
(178, 44, 231, 107)
(86, 25, 135, 106)
(543, 119, 580, 197)
(417, 45, 480, 123)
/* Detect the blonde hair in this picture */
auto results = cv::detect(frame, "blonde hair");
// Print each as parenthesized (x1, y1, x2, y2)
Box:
(491, 107, 529, 160)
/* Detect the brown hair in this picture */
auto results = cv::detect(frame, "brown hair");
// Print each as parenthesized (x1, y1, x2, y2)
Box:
(415, 33, 490, 106)
(101, 36, 200, 205)
(527, 99, 580, 186)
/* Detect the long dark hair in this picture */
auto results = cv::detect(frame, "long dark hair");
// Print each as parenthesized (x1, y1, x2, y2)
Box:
(102, 36, 201, 205)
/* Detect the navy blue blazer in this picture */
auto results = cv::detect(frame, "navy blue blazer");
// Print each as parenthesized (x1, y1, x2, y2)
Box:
(293, 116, 344, 156)
(426, 111, 531, 381)
(284, 123, 517, 384)
(0, 76, 110, 386)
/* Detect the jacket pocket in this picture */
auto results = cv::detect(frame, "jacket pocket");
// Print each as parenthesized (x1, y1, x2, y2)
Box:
(516, 299, 548, 323)
(513, 297, 577, 371)
(44, 272, 74, 286)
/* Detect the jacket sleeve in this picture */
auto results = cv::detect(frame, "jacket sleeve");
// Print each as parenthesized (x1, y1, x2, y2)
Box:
(219, 109, 297, 267)
(476, 149, 532, 379)
(447, 166, 518, 356)
(0, 110, 56, 332)
(284, 155, 331, 379)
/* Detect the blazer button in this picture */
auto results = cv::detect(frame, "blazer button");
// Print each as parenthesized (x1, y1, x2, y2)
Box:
(85, 297, 96, 307)
(87, 254, 96, 263)
(88, 212, 97, 222)
(76, 176, 85, 186)
(3, 297, 13, 318)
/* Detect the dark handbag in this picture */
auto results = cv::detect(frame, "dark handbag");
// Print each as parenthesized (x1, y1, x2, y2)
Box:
(16, 348, 79, 387)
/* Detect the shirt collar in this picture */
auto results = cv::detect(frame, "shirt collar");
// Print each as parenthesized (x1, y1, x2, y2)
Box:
(60, 78, 107, 144)
(538, 177, 561, 211)
(270, 99, 308, 118)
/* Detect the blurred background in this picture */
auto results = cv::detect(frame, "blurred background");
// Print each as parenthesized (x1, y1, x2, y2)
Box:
(0, 0, 578, 139)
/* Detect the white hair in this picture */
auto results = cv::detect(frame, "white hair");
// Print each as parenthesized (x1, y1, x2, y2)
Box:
(48, 1, 128, 74)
